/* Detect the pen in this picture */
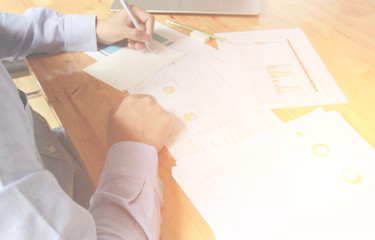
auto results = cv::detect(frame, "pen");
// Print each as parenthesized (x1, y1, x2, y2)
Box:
(119, 0, 153, 52)
(166, 19, 229, 43)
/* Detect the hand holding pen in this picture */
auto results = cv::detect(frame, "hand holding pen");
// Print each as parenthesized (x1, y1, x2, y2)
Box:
(96, 2, 154, 51)
(119, 0, 153, 52)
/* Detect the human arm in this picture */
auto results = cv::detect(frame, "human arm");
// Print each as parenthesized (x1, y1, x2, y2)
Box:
(0, 7, 165, 239)
(0, 7, 97, 61)
(89, 95, 172, 239)
(0, 6, 154, 62)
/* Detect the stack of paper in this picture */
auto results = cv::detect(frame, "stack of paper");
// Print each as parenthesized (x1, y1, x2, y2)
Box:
(129, 55, 283, 160)
(173, 108, 375, 239)
(127, 26, 349, 162)
(83, 22, 371, 239)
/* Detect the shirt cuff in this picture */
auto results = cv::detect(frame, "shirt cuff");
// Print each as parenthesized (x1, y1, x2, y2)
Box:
(63, 14, 97, 52)
(102, 142, 158, 181)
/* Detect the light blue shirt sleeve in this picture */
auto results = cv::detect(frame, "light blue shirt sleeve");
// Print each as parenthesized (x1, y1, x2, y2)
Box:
(0, 7, 97, 61)
(90, 142, 164, 240)
(0, 7, 163, 240)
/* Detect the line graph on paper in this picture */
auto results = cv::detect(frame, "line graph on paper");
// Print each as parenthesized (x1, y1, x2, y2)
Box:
(216, 29, 348, 108)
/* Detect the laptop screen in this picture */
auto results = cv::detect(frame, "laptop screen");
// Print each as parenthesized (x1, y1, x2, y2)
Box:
(111, 0, 261, 15)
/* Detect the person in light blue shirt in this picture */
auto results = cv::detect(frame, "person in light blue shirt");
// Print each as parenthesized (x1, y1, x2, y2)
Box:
(0, 6, 172, 239)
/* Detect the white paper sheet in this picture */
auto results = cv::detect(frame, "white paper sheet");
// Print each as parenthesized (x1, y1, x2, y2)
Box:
(83, 40, 184, 91)
(173, 109, 375, 239)
(216, 28, 348, 108)
(129, 55, 283, 160)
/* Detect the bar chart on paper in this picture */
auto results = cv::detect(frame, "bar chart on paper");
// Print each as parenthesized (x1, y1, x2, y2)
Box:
(216, 28, 348, 108)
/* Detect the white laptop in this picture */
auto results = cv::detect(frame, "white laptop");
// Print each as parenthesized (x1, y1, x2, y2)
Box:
(111, 0, 260, 15)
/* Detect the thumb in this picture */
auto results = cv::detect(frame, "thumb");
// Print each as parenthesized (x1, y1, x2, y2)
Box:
(127, 28, 148, 42)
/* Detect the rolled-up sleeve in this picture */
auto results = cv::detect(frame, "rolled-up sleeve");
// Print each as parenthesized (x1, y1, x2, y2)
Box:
(89, 142, 164, 240)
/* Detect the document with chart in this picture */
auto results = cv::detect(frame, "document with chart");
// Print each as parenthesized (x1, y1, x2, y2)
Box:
(83, 40, 185, 91)
(127, 23, 283, 160)
(83, 21, 219, 91)
(173, 108, 375, 239)
(129, 55, 283, 160)
(216, 28, 348, 108)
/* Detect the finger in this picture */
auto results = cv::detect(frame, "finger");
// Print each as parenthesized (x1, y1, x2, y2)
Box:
(127, 40, 143, 50)
(132, 94, 158, 104)
(126, 27, 148, 42)
(127, 40, 135, 49)
(137, 22, 153, 42)
(149, 95, 158, 104)
(131, 5, 155, 39)
(134, 42, 145, 50)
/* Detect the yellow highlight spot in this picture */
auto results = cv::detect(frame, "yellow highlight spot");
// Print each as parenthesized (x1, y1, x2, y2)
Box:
(341, 169, 362, 184)
(311, 143, 330, 157)
(183, 112, 197, 122)
(162, 86, 175, 94)
(296, 131, 304, 137)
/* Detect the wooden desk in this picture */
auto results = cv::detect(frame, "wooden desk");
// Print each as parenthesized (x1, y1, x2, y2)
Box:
(2, 0, 375, 239)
